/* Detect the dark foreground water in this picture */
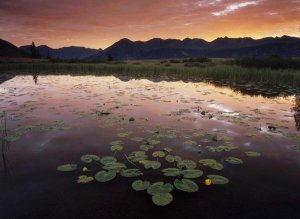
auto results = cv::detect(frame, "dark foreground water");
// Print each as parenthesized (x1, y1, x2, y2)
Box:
(0, 74, 300, 219)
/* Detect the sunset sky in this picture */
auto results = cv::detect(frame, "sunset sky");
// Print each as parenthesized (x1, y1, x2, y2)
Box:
(0, 0, 299, 49)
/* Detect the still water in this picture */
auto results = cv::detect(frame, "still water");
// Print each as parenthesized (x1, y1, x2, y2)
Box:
(0, 74, 300, 218)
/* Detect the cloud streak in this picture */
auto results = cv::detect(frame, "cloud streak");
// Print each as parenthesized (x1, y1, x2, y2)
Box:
(212, 1, 261, 16)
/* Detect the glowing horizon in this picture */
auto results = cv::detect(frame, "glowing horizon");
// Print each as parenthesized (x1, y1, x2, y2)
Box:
(0, 0, 299, 49)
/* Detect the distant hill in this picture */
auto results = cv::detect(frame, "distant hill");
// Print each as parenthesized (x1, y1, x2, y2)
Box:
(88, 35, 300, 60)
(0, 39, 28, 58)
(20, 45, 102, 60)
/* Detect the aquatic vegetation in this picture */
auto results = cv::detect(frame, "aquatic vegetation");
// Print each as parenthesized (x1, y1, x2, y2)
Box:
(95, 170, 116, 182)
(182, 169, 203, 179)
(225, 157, 243, 165)
(174, 179, 199, 192)
(144, 160, 161, 169)
(57, 164, 78, 172)
(152, 192, 173, 206)
(177, 160, 197, 169)
(100, 156, 117, 165)
(162, 168, 182, 177)
(77, 175, 94, 184)
(152, 151, 165, 158)
(120, 169, 143, 177)
(147, 182, 174, 195)
(199, 159, 223, 170)
(207, 175, 229, 185)
(132, 180, 150, 191)
(204, 178, 212, 186)
(81, 154, 101, 163)
(245, 151, 261, 157)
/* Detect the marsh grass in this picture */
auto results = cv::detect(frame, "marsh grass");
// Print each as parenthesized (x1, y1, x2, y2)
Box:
(0, 58, 300, 85)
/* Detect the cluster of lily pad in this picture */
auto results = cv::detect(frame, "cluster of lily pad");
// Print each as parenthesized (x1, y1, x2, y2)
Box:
(56, 137, 239, 206)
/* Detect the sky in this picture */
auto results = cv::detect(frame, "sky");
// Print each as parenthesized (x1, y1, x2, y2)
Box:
(0, 0, 299, 49)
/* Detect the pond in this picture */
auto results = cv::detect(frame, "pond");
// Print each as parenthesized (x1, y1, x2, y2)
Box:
(1, 74, 300, 218)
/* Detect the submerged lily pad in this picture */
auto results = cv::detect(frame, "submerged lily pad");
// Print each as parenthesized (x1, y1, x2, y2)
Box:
(95, 170, 116, 182)
(152, 151, 165, 158)
(162, 168, 182, 177)
(147, 182, 174, 195)
(225, 157, 243, 164)
(120, 169, 143, 177)
(132, 180, 150, 191)
(152, 193, 173, 206)
(144, 160, 161, 169)
(245, 151, 261, 157)
(182, 169, 203, 179)
(177, 160, 197, 169)
(77, 175, 94, 184)
(100, 156, 117, 165)
(81, 154, 101, 163)
(207, 175, 229, 184)
(57, 164, 78, 172)
(174, 179, 199, 192)
(199, 159, 223, 170)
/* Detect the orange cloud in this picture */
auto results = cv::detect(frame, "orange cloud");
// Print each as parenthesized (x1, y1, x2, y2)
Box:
(0, 0, 299, 49)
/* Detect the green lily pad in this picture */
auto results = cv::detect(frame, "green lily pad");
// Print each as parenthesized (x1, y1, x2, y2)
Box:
(140, 144, 154, 151)
(120, 169, 143, 177)
(207, 175, 229, 184)
(152, 151, 165, 158)
(162, 168, 182, 176)
(128, 151, 148, 162)
(174, 179, 199, 192)
(110, 144, 123, 151)
(165, 155, 175, 163)
(225, 157, 243, 164)
(199, 159, 223, 170)
(132, 180, 150, 191)
(144, 160, 161, 169)
(103, 162, 126, 172)
(177, 160, 197, 169)
(147, 182, 174, 195)
(77, 175, 94, 184)
(152, 193, 173, 206)
(57, 164, 78, 172)
(131, 137, 144, 142)
(206, 145, 237, 153)
(100, 156, 117, 165)
(182, 169, 203, 179)
(147, 139, 160, 145)
(174, 155, 182, 162)
(163, 147, 172, 153)
(81, 154, 101, 163)
(245, 151, 261, 157)
(110, 140, 124, 145)
(95, 170, 116, 182)
(185, 140, 197, 145)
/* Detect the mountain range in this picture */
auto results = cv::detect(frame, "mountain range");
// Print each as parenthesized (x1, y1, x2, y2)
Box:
(1, 36, 299, 60)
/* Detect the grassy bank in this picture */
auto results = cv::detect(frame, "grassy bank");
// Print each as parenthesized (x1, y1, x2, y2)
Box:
(0, 58, 300, 86)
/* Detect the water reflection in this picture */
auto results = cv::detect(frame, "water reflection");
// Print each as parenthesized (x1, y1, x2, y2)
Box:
(292, 95, 300, 131)
(0, 112, 11, 176)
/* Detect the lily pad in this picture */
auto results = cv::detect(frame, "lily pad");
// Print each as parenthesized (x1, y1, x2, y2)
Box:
(207, 175, 229, 184)
(163, 147, 172, 153)
(147, 139, 160, 145)
(206, 145, 237, 153)
(128, 151, 148, 162)
(144, 160, 161, 169)
(110, 144, 123, 151)
(147, 182, 174, 195)
(152, 151, 165, 158)
(132, 180, 150, 191)
(182, 169, 203, 179)
(120, 169, 143, 177)
(162, 168, 182, 177)
(100, 156, 117, 165)
(152, 193, 173, 206)
(95, 170, 116, 182)
(57, 164, 78, 172)
(199, 159, 223, 170)
(81, 154, 101, 163)
(165, 155, 175, 162)
(177, 160, 197, 169)
(174, 179, 199, 192)
(174, 155, 182, 162)
(103, 162, 126, 172)
(225, 157, 243, 164)
(245, 151, 261, 157)
(77, 175, 94, 184)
